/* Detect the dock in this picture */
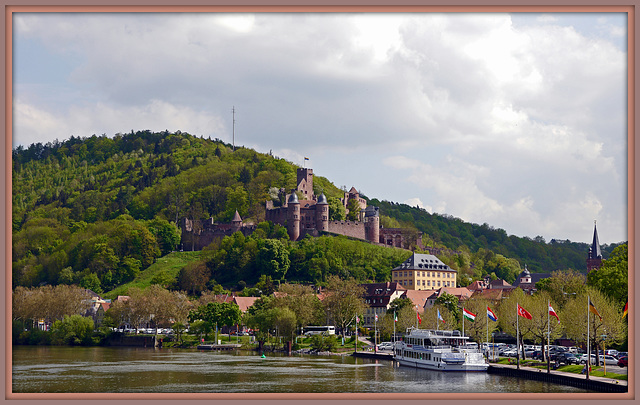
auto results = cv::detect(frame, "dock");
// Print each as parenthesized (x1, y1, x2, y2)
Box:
(488, 363, 627, 393)
(197, 344, 242, 351)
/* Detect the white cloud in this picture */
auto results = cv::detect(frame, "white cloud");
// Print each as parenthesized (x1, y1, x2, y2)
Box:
(11, 12, 628, 243)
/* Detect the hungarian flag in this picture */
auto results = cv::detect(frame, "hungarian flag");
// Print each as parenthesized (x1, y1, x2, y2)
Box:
(487, 306, 498, 322)
(437, 309, 445, 323)
(463, 308, 476, 322)
(394, 312, 398, 323)
(517, 304, 532, 320)
(623, 302, 628, 318)
(375, 313, 378, 322)
(549, 305, 560, 323)
(589, 298, 602, 321)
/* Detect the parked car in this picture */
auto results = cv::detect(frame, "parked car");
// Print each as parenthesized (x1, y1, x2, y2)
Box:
(556, 352, 579, 365)
(377, 342, 393, 351)
(599, 355, 618, 366)
(617, 356, 628, 367)
(579, 354, 596, 365)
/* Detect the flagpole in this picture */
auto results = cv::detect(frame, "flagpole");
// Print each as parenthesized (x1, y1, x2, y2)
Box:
(516, 302, 520, 370)
(393, 310, 396, 347)
(374, 313, 377, 353)
(587, 295, 591, 380)
(547, 299, 550, 373)
(486, 308, 489, 358)
(462, 307, 465, 337)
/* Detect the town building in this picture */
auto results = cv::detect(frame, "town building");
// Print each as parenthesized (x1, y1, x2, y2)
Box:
(512, 265, 551, 295)
(360, 282, 406, 327)
(390, 253, 457, 290)
(587, 221, 603, 273)
(423, 287, 473, 309)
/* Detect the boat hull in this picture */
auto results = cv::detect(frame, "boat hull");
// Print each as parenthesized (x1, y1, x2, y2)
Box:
(395, 357, 489, 372)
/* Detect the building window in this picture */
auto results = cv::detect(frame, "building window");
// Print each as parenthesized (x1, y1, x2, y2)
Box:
(427, 280, 430, 286)
(438, 281, 441, 287)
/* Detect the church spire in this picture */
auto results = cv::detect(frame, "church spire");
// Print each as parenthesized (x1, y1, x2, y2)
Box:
(587, 220, 603, 273)
(589, 220, 602, 260)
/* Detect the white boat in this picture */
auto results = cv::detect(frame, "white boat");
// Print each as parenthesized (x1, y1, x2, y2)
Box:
(393, 328, 488, 372)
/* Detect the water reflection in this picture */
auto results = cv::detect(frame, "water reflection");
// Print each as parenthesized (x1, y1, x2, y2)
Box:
(12, 346, 590, 394)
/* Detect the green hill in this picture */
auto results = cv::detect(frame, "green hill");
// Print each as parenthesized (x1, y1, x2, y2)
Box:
(12, 130, 624, 294)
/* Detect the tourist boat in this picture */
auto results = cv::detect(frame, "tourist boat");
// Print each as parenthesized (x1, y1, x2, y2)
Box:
(393, 328, 488, 372)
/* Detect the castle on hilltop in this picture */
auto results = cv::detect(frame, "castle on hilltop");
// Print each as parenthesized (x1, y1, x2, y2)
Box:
(265, 168, 423, 248)
(180, 167, 423, 251)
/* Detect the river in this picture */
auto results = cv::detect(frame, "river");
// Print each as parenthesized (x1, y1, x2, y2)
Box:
(11, 346, 592, 394)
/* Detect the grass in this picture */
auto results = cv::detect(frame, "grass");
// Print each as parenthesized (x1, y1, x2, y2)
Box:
(103, 251, 205, 300)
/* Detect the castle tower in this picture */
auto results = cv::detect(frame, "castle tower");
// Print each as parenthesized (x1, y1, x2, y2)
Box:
(364, 205, 380, 244)
(287, 192, 301, 241)
(231, 210, 242, 231)
(587, 221, 603, 273)
(296, 168, 314, 199)
(316, 193, 329, 232)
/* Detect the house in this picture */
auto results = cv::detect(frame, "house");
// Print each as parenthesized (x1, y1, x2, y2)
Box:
(390, 253, 457, 290)
(94, 302, 111, 327)
(423, 287, 473, 309)
(360, 282, 406, 327)
(512, 265, 551, 295)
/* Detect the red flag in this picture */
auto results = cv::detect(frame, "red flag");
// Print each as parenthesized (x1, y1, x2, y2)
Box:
(517, 304, 532, 320)
(417, 311, 422, 324)
(549, 305, 560, 322)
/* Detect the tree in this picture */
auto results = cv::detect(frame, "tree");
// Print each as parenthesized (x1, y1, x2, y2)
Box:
(497, 288, 533, 359)
(346, 199, 361, 221)
(327, 197, 346, 221)
(536, 269, 586, 310)
(322, 275, 367, 342)
(522, 292, 563, 362)
(50, 314, 94, 346)
(256, 239, 290, 281)
(562, 287, 627, 365)
(276, 283, 325, 333)
(587, 243, 628, 306)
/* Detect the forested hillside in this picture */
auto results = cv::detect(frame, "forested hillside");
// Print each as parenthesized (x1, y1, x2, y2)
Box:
(12, 130, 623, 294)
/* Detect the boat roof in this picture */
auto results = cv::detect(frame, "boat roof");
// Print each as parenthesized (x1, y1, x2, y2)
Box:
(405, 328, 467, 338)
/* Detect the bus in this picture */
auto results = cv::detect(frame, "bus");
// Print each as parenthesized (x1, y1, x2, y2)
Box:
(303, 326, 336, 336)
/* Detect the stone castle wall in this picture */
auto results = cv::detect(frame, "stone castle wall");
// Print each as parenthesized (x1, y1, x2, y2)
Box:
(327, 221, 367, 240)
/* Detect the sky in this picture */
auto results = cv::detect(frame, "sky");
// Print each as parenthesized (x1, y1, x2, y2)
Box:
(12, 12, 629, 245)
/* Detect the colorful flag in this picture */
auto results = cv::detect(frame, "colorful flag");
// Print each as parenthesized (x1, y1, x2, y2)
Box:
(437, 309, 445, 323)
(304, 157, 309, 160)
(394, 312, 398, 323)
(356, 315, 360, 324)
(375, 313, 378, 322)
(417, 311, 422, 324)
(463, 308, 476, 322)
(589, 298, 602, 321)
(549, 305, 560, 322)
(623, 302, 628, 318)
(517, 304, 532, 320)
(487, 306, 498, 322)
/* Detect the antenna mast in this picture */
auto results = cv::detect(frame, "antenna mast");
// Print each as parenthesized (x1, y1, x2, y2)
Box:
(232, 106, 236, 151)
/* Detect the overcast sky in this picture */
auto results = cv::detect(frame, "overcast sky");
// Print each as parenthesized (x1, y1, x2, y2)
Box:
(12, 12, 628, 245)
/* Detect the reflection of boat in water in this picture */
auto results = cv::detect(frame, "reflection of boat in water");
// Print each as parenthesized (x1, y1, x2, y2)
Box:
(394, 328, 488, 372)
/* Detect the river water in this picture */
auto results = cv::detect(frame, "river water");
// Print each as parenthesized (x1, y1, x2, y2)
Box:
(11, 346, 592, 394)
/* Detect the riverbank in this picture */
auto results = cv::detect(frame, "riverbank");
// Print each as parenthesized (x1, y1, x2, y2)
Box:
(489, 363, 628, 393)
(351, 351, 627, 393)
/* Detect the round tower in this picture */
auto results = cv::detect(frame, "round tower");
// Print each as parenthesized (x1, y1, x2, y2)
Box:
(364, 205, 380, 244)
(316, 193, 329, 232)
(287, 192, 301, 241)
